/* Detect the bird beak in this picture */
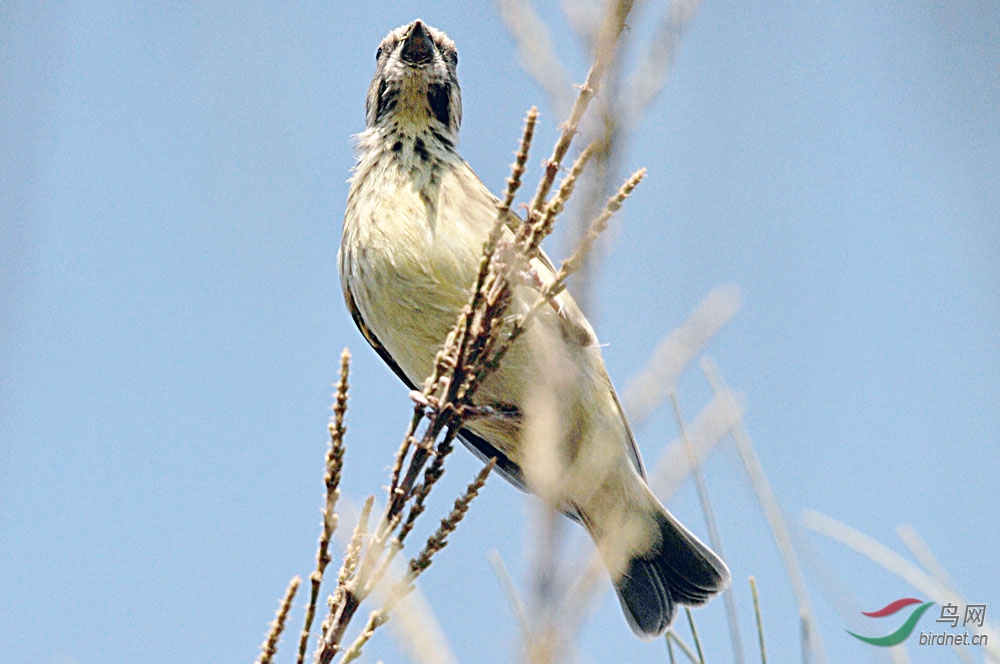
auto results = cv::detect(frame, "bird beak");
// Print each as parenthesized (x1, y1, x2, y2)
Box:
(400, 20, 434, 65)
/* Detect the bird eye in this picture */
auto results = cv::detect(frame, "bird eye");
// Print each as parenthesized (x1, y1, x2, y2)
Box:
(447, 49, 458, 66)
(375, 46, 383, 61)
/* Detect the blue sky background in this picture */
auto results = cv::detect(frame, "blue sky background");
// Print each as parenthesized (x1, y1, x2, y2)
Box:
(2, 2, 997, 663)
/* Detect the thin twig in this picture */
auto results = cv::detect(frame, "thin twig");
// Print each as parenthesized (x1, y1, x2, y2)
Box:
(685, 608, 705, 664)
(622, 285, 741, 425)
(555, 0, 635, 316)
(500, 107, 538, 216)
(666, 630, 702, 664)
(703, 357, 827, 664)
(338, 608, 388, 664)
(547, 167, 644, 295)
(382, 580, 459, 664)
(298, 350, 350, 664)
(670, 391, 743, 664)
(467, 167, 645, 406)
(407, 459, 495, 579)
(896, 523, 961, 599)
(622, 0, 705, 130)
(750, 576, 768, 664)
(341, 496, 374, 586)
(314, 497, 375, 664)
(526, 0, 635, 216)
(397, 429, 460, 545)
(257, 576, 302, 664)
(517, 141, 598, 259)
(650, 391, 743, 498)
(338, 462, 496, 663)
(488, 550, 537, 659)
(666, 630, 677, 664)
(494, 0, 575, 116)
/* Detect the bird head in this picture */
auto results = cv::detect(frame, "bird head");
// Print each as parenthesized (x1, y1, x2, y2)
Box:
(365, 20, 462, 144)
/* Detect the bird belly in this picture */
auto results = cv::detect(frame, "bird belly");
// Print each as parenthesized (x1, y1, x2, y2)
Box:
(342, 165, 489, 388)
(342, 159, 636, 512)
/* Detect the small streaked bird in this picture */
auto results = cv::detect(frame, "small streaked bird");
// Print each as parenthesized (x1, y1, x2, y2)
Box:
(339, 19, 730, 638)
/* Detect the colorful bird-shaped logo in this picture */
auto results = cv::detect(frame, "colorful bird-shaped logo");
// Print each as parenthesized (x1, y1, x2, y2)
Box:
(846, 598, 935, 646)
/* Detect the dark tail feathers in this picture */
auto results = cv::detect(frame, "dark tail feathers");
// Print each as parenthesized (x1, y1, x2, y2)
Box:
(613, 507, 731, 639)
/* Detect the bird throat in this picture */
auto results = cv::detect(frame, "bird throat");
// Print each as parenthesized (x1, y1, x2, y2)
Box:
(376, 127, 454, 222)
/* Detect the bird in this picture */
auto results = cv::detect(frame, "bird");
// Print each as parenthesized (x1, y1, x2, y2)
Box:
(338, 19, 730, 638)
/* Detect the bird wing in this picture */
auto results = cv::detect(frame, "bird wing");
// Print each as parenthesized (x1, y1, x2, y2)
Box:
(492, 181, 646, 477)
(610, 381, 645, 478)
(530, 245, 647, 480)
(495, 197, 647, 480)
